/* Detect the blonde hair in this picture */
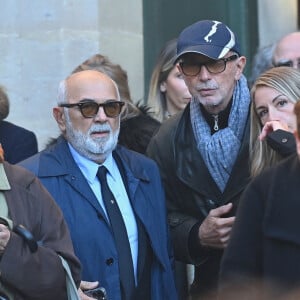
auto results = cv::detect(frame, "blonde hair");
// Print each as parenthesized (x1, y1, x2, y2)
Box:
(147, 39, 178, 122)
(250, 66, 300, 176)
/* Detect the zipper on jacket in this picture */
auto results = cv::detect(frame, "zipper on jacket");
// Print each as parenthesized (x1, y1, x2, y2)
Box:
(213, 115, 219, 131)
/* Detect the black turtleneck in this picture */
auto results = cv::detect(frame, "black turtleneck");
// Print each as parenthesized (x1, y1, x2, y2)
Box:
(200, 99, 233, 134)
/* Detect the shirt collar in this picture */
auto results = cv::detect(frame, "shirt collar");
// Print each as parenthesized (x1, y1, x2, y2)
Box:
(67, 143, 117, 183)
(0, 164, 11, 190)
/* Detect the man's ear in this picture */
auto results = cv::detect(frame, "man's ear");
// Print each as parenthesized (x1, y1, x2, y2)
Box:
(53, 107, 66, 133)
(234, 56, 247, 80)
(176, 63, 183, 74)
(293, 130, 300, 157)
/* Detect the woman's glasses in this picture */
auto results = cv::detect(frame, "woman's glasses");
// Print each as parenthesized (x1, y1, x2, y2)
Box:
(59, 99, 125, 118)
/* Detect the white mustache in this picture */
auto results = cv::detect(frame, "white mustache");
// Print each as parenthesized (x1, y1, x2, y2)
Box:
(195, 83, 218, 90)
(89, 123, 111, 133)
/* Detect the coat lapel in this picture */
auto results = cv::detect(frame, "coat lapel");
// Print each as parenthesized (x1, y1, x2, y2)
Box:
(114, 147, 168, 270)
(37, 138, 108, 220)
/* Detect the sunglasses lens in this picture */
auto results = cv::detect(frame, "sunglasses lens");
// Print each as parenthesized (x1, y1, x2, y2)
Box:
(180, 63, 200, 76)
(104, 102, 122, 117)
(81, 102, 99, 118)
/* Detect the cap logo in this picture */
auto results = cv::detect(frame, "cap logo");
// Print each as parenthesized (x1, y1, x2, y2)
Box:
(204, 21, 221, 43)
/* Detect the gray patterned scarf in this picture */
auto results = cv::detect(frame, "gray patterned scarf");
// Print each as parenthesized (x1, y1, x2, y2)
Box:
(190, 75, 250, 192)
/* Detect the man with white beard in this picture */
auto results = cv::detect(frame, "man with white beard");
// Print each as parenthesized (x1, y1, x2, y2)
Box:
(20, 70, 177, 300)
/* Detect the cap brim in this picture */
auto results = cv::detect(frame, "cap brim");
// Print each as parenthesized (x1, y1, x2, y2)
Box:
(175, 44, 230, 62)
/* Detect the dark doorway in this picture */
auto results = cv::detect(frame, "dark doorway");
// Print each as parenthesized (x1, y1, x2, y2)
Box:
(142, 0, 259, 99)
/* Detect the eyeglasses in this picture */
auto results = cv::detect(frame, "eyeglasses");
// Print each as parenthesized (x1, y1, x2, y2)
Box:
(179, 54, 239, 76)
(59, 99, 125, 118)
(274, 58, 300, 69)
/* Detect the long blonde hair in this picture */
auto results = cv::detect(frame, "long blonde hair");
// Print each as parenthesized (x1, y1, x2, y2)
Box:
(147, 39, 178, 122)
(250, 66, 300, 176)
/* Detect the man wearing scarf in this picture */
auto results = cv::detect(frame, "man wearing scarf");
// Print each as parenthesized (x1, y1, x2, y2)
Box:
(147, 20, 250, 299)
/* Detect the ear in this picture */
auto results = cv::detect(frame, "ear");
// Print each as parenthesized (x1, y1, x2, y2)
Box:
(176, 63, 184, 75)
(160, 81, 167, 93)
(293, 130, 300, 157)
(234, 56, 247, 81)
(53, 107, 66, 133)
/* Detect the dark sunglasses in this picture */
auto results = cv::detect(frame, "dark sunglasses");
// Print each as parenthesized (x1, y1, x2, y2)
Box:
(59, 99, 125, 118)
(179, 54, 238, 76)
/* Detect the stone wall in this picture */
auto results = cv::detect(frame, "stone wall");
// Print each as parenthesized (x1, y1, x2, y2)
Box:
(0, 0, 143, 150)
(0, 0, 297, 151)
(258, 0, 298, 46)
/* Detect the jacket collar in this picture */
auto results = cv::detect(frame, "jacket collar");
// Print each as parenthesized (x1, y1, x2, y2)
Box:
(38, 137, 150, 182)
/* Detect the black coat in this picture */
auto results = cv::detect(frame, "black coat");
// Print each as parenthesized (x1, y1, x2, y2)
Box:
(220, 154, 300, 297)
(147, 104, 251, 295)
(0, 120, 38, 164)
(267, 129, 296, 157)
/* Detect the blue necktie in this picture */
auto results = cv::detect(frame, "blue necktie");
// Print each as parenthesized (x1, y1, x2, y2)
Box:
(97, 166, 135, 300)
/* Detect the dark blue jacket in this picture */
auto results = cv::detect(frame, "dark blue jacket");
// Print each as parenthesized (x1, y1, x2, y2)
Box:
(0, 120, 38, 164)
(20, 137, 177, 300)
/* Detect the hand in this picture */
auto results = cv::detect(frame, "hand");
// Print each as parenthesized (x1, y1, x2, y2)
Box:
(0, 143, 4, 162)
(259, 120, 289, 141)
(0, 224, 10, 254)
(78, 280, 99, 300)
(199, 203, 235, 249)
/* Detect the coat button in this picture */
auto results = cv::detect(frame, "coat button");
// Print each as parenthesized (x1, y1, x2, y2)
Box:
(106, 258, 114, 265)
(281, 138, 288, 143)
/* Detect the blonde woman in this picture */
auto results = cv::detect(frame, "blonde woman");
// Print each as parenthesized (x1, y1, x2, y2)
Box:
(250, 66, 300, 177)
(147, 39, 191, 122)
(219, 100, 300, 300)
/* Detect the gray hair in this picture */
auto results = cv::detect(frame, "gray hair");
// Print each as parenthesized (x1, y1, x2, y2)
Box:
(57, 79, 67, 104)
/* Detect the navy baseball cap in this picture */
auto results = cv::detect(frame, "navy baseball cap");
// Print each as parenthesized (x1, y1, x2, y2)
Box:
(175, 20, 241, 62)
